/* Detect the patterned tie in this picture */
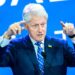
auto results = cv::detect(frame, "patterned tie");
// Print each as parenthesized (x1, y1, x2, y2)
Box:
(35, 42, 44, 75)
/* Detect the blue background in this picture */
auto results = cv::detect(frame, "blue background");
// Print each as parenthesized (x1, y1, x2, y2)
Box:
(0, 0, 75, 75)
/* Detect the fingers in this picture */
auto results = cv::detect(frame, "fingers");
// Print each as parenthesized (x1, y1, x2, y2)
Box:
(8, 21, 26, 36)
(60, 21, 65, 27)
(60, 21, 75, 36)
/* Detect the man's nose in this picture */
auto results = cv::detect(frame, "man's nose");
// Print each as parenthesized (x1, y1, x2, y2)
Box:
(38, 25, 42, 32)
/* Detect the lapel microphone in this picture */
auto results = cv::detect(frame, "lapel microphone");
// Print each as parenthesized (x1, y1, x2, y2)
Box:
(41, 51, 46, 59)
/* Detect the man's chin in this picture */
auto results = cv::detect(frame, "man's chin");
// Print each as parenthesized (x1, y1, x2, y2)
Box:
(36, 37, 44, 41)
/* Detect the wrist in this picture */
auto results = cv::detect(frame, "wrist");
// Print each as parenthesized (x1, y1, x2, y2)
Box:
(3, 32, 11, 39)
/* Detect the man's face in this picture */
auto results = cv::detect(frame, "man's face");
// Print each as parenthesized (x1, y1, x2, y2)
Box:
(25, 16, 47, 41)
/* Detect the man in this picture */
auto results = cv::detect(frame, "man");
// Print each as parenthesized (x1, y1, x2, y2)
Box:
(0, 3, 75, 75)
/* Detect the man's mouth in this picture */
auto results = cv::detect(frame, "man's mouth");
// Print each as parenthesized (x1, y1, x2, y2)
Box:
(37, 34, 43, 37)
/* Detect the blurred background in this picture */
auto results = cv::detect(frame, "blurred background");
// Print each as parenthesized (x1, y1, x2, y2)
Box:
(0, 0, 75, 75)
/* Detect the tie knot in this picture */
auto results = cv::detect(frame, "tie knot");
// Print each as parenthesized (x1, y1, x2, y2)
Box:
(35, 41, 42, 46)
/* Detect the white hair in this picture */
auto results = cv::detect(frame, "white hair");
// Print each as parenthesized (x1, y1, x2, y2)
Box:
(22, 3, 48, 24)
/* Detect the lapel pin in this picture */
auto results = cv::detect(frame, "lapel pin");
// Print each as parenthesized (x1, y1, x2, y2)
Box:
(48, 45, 52, 48)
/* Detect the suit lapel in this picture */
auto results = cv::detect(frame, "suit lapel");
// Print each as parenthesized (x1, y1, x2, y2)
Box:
(44, 36, 58, 68)
(44, 36, 53, 68)
(23, 35, 40, 73)
(44, 36, 64, 68)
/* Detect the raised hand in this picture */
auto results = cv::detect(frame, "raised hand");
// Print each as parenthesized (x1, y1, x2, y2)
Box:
(3, 21, 26, 39)
(60, 21, 75, 36)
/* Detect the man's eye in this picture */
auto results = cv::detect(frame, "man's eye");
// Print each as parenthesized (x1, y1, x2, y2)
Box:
(34, 24, 38, 27)
(32, 24, 38, 28)
(41, 23, 46, 26)
(41, 24, 44, 25)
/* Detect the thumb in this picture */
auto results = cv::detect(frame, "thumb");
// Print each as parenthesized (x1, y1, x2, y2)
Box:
(60, 21, 65, 27)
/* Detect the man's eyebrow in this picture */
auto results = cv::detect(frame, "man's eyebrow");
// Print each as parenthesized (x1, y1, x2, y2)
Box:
(31, 22, 47, 25)
(32, 24, 39, 25)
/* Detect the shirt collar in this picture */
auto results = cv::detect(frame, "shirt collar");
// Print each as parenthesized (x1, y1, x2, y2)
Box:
(29, 35, 44, 45)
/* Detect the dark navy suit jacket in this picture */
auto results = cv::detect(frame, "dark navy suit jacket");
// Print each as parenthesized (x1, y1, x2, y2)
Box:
(0, 35, 75, 75)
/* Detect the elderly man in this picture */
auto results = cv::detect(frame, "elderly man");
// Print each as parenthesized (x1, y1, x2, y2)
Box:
(0, 3, 75, 75)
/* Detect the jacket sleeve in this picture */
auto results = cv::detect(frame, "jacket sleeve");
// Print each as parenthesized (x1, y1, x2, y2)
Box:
(64, 41, 75, 67)
(0, 43, 14, 67)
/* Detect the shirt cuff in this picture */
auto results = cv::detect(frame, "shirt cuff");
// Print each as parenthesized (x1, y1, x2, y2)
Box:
(0, 36, 10, 47)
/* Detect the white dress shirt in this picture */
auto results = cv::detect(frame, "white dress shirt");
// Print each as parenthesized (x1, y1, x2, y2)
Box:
(29, 36, 44, 57)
